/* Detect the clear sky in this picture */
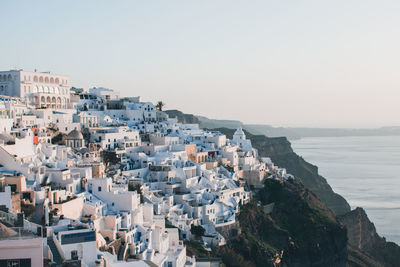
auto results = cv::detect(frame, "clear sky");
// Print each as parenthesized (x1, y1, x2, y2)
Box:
(1, 1, 400, 128)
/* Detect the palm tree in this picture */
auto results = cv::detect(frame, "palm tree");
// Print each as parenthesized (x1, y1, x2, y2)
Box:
(156, 101, 165, 111)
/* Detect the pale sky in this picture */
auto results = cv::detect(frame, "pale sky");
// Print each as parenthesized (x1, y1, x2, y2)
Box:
(1, 1, 400, 128)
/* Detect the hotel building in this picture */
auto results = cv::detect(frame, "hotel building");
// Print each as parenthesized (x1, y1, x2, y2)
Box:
(0, 69, 71, 109)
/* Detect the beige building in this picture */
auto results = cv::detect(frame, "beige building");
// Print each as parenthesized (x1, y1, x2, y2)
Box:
(0, 224, 44, 267)
(0, 69, 70, 109)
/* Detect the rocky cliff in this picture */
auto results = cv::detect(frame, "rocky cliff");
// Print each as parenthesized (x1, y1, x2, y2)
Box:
(190, 179, 348, 267)
(339, 208, 400, 267)
(167, 110, 400, 266)
(213, 127, 400, 266)
(165, 110, 200, 124)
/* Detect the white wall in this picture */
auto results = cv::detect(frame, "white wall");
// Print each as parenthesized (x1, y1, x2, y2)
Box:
(0, 186, 12, 211)
(0, 237, 43, 267)
(53, 196, 84, 220)
(0, 118, 13, 132)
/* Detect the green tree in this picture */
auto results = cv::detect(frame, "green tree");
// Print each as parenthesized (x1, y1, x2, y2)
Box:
(190, 225, 205, 237)
(156, 101, 165, 111)
(102, 150, 119, 170)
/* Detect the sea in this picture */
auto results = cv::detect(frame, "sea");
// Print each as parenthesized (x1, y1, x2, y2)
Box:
(291, 136, 400, 245)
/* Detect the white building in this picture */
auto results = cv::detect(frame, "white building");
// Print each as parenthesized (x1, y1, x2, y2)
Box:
(232, 127, 252, 152)
(89, 87, 120, 101)
(52, 228, 98, 266)
(0, 69, 71, 109)
(90, 127, 141, 150)
(0, 184, 12, 212)
(0, 233, 43, 267)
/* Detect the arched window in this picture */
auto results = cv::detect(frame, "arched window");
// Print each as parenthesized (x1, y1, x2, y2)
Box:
(39, 76, 43, 82)
(55, 78, 59, 84)
(7, 74, 12, 80)
(49, 87, 54, 93)
(50, 77, 54, 83)
(45, 77, 49, 83)
(33, 86, 38, 93)
(3, 75, 6, 81)
(44, 86, 49, 93)
(55, 87, 59, 94)
(34, 76, 38, 82)
(38, 86, 43, 93)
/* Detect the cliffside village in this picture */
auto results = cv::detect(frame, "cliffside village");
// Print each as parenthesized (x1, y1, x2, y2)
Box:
(0, 69, 292, 267)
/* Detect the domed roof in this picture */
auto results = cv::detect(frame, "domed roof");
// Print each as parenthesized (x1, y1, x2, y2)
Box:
(234, 127, 245, 136)
(66, 129, 83, 140)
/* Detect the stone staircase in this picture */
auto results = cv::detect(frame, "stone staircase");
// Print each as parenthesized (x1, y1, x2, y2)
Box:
(47, 237, 62, 266)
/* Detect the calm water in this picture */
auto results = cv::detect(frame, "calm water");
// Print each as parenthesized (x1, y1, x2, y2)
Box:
(291, 136, 400, 244)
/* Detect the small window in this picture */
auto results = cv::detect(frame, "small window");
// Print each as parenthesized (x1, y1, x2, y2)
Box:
(98, 186, 102, 192)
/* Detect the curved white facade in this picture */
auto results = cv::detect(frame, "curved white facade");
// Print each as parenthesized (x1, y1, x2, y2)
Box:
(0, 69, 70, 109)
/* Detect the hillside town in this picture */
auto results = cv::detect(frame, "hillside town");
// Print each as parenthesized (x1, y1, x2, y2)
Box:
(0, 69, 292, 267)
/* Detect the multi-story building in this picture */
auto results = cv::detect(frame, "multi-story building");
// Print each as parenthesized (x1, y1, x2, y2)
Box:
(0, 69, 71, 109)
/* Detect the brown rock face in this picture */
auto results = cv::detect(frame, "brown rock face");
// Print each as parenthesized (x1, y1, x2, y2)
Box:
(339, 207, 378, 251)
(214, 179, 348, 267)
(167, 111, 400, 266)
(339, 207, 400, 267)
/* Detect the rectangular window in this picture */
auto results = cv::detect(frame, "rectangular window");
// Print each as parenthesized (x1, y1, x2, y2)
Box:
(98, 186, 102, 192)
(61, 231, 96, 245)
(0, 259, 31, 267)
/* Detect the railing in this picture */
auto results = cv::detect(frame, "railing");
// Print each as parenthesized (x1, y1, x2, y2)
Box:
(47, 245, 54, 262)
(0, 209, 18, 225)
(52, 232, 65, 259)
(0, 227, 37, 240)
(24, 219, 43, 236)
(0, 210, 45, 239)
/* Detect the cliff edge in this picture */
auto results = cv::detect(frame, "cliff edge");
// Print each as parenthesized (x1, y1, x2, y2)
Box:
(166, 110, 400, 266)
(339, 207, 400, 267)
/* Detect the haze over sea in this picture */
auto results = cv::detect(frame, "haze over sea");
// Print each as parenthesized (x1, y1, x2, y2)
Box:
(291, 136, 400, 245)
